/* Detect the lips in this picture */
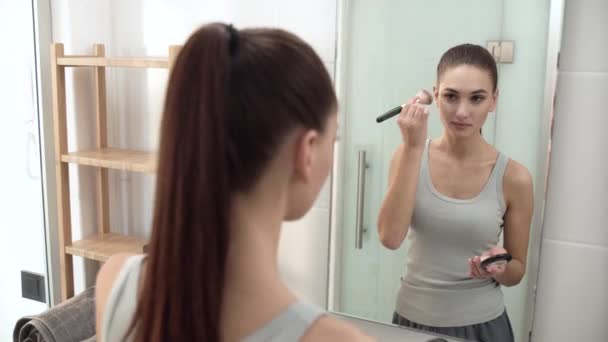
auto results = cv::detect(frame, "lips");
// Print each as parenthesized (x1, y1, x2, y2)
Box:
(451, 122, 472, 128)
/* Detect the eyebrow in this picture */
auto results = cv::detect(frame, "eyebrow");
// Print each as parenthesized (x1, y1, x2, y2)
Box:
(444, 88, 489, 95)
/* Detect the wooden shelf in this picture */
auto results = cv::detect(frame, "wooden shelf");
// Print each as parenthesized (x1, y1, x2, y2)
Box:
(65, 233, 148, 262)
(57, 56, 168, 68)
(61, 148, 156, 173)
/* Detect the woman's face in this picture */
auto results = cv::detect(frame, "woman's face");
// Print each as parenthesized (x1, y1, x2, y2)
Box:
(434, 65, 498, 138)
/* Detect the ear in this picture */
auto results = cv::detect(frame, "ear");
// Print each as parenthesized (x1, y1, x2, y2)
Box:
(433, 85, 439, 107)
(293, 129, 319, 183)
(490, 88, 500, 112)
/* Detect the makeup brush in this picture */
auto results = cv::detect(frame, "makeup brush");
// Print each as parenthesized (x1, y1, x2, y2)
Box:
(376, 89, 433, 123)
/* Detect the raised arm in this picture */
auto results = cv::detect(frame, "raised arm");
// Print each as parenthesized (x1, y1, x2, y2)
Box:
(377, 98, 429, 250)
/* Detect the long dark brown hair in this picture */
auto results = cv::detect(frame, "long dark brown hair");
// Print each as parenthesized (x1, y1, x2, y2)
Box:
(128, 23, 336, 341)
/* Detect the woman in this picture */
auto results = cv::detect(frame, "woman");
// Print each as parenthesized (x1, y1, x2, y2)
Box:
(377, 44, 534, 342)
(95, 23, 371, 342)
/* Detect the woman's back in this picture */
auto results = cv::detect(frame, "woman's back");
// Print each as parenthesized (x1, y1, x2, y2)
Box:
(97, 254, 370, 342)
(100, 255, 340, 341)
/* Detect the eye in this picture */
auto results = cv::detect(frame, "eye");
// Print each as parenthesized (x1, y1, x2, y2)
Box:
(443, 93, 457, 102)
(471, 95, 486, 103)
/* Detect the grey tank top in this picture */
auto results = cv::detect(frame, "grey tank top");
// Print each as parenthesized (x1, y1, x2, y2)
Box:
(102, 255, 324, 341)
(395, 139, 509, 327)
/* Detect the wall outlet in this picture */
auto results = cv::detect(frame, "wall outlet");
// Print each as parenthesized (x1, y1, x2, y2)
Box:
(21, 271, 46, 303)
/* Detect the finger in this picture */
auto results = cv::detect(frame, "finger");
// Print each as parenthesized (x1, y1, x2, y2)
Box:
(404, 103, 417, 118)
(474, 256, 489, 277)
(397, 114, 405, 125)
(397, 105, 411, 123)
(473, 262, 484, 278)
(411, 106, 420, 120)
(469, 258, 481, 278)
(414, 105, 426, 119)
(473, 266, 483, 278)
(422, 106, 430, 118)
(468, 259, 475, 277)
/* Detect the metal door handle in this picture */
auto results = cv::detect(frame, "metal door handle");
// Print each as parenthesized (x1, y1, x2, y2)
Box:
(355, 150, 369, 249)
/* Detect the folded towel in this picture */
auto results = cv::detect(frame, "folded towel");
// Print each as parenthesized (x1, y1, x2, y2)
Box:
(13, 287, 96, 342)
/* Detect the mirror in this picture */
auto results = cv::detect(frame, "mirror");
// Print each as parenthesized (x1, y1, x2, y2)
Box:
(328, 1, 563, 342)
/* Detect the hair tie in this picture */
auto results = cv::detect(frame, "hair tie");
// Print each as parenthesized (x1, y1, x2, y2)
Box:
(225, 24, 239, 55)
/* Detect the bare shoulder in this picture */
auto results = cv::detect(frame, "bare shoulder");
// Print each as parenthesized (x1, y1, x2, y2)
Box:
(504, 160, 533, 189)
(504, 159, 533, 201)
(301, 315, 375, 342)
(95, 253, 139, 337)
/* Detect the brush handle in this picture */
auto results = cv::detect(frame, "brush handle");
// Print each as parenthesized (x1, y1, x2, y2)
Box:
(480, 253, 513, 268)
(375, 105, 403, 123)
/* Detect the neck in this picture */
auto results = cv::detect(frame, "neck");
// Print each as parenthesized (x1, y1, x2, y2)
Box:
(220, 156, 298, 341)
(224, 173, 293, 300)
(437, 131, 487, 160)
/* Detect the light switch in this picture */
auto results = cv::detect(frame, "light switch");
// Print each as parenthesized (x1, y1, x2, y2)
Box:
(499, 41, 514, 63)
(486, 40, 514, 63)
(487, 41, 501, 60)
(21, 270, 46, 303)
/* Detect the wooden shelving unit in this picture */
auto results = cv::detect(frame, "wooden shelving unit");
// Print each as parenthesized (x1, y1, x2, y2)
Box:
(50, 43, 180, 300)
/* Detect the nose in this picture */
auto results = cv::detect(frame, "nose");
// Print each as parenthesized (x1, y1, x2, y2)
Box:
(455, 102, 470, 121)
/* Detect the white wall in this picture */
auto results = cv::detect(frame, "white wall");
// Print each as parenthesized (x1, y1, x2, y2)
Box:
(0, 0, 50, 339)
(50, 0, 337, 308)
(532, 0, 608, 341)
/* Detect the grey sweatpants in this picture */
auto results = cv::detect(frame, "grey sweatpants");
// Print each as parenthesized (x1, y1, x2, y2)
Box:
(392, 310, 514, 342)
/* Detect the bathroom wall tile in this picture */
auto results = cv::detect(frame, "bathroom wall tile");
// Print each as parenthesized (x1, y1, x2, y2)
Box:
(560, 0, 608, 72)
(279, 207, 331, 308)
(276, 0, 337, 63)
(542, 72, 608, 246)
(533, 239, 608, 341)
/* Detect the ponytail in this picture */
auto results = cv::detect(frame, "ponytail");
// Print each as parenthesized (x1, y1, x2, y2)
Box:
(129, 24, 233, 342)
